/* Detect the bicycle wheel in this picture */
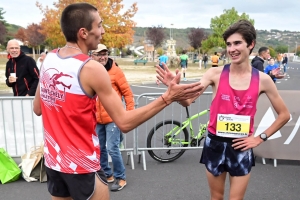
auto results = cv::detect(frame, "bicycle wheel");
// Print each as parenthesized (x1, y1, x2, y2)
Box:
(147, 120, 189, 163)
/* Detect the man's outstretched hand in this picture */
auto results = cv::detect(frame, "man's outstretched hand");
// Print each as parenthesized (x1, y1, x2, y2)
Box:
(156, 64, 179, 86)
(160, 67, 204, 104)
(271, 67, 285, 79)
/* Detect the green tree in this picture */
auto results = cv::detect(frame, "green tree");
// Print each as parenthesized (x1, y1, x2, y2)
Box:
(268, 46, 276, 58)
(156, 47, 163, 56)
(0, 7, 7, 46)
(0, 7, 6, 25)
(201, 7, 254, 52)
(275, 45, 288, 53)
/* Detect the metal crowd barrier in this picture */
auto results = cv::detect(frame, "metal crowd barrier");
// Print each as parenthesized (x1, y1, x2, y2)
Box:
(3, 91, 295, 171)
(0, 96, 135, 169)
(134, 92, 212, 170)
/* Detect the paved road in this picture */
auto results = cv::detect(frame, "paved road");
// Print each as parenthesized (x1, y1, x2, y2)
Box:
(1, 62, 300, 200)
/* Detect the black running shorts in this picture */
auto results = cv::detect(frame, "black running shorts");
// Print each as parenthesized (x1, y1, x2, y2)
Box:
(46, 167, 108, 200)
(200, 133, 255, 176)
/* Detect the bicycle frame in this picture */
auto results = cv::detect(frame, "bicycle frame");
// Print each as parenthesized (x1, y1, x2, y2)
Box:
(166, 108, 209, 145)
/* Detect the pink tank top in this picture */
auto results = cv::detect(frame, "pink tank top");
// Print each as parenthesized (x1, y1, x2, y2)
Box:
(208, 64, 259, 137)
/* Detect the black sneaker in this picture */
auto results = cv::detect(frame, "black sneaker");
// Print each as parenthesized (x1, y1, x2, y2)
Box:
(110, 179, 127, 191)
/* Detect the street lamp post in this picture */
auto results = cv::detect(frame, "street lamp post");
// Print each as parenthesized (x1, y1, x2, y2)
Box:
(170, 24, 173, 40)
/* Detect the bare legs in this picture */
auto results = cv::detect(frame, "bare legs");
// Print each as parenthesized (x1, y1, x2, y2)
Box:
(206, 170, 251, 200)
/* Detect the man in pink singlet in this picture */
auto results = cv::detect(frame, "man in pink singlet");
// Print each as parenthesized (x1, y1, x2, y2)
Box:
(33, 3, 203, 200)
(156, 20, 290, 200)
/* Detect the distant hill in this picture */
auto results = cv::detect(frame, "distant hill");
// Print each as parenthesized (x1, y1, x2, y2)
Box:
(6, 23, 22, 35)
(133, 27, 300, 53)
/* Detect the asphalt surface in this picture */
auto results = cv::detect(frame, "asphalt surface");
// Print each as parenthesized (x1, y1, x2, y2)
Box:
(0, 62, 300, 200)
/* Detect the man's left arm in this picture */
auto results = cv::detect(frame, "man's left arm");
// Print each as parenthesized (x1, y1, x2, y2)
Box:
(116, 69, 135, 111)
(27, 57, 40, 96)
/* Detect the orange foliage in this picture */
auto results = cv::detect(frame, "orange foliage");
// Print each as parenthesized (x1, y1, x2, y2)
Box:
(36, 0, 138, 48)
(14, 28, 27, 42)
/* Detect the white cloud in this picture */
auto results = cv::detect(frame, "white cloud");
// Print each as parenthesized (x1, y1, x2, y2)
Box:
(2, 0, 300, 31)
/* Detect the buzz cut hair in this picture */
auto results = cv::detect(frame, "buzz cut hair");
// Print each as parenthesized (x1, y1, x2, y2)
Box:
(61, 3, 98, 43)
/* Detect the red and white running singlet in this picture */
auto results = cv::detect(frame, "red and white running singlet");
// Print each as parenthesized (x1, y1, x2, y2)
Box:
(39, 49, 100, 174)
(208, 64, 260, 137)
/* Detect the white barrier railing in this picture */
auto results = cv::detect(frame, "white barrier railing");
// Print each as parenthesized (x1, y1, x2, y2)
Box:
(2, 90, 299, 171)
(0, 97, 135, 169)
(0, 97, 43, 157)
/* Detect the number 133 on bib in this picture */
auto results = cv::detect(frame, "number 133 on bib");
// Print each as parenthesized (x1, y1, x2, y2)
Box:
(216, 114, 250, 138)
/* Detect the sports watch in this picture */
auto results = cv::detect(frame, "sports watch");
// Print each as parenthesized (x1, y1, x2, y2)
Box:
(259, 133, 268, 141)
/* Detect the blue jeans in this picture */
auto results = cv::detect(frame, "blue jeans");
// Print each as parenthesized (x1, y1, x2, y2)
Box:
(203, 61, 207, 69)
(96, 123, 125, 180)
(283, 63, 287, 73)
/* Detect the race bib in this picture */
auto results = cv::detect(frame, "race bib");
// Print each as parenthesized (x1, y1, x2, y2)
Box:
(216, 114, 250, 138)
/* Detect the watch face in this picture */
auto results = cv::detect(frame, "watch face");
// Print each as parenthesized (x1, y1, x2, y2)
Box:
(260, 133, 267, 141)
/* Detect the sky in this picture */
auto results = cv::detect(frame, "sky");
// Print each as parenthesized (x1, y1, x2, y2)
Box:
(2, 0, 300, 32)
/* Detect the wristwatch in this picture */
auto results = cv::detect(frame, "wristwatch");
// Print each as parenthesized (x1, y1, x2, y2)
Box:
(259, 133, 268, 141)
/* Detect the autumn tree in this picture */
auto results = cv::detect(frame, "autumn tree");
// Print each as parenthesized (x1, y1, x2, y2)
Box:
(201, 7, 254, 52)
(25, 23, 46, 59)
(14, 28, 27, 42)
(188, 28, 206, 52)
(146, 26, 166, 48)
(36, 0, 138, 49)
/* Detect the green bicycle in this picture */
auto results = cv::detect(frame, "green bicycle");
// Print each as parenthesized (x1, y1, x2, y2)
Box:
(147, 107, 209, 163)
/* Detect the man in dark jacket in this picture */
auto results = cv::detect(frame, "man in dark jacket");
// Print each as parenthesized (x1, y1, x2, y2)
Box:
(251, 46, 270, 72)
(5, 40, 39, 96)
(282, 54, 288, 73)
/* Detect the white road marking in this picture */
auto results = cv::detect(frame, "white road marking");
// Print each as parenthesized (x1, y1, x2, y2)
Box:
(131, 85, 167, 90)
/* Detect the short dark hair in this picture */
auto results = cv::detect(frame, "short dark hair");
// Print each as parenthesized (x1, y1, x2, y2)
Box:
(61, 3, 98, 43)
(258, 47, 269, 55)
(223, 19, 256, 54)
(214, 52, 217, 55)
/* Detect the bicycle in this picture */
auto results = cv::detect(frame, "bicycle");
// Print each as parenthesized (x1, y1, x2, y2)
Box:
(147, 107, 209, 163)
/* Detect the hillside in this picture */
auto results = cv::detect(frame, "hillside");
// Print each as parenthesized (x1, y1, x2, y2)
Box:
(133, 27, 300, 53)
(6, 23, 21, 35)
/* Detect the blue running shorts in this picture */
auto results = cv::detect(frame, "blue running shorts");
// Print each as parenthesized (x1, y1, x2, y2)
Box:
(200, 133, 255, 176)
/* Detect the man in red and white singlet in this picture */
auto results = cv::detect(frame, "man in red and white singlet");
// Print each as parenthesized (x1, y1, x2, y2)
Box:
(156, 20, 290, 200)
(33, 3, 203, 200)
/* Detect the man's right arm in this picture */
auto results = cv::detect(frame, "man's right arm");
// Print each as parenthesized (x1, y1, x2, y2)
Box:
(82, 60, 203, 133)
(33, 83, 42, 116)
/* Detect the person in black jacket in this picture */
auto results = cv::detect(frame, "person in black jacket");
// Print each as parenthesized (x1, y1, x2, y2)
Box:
(251, 46, 270, 72)
(203, 53, 208, 69)
(282, 54, 288, 74)
(5, 40, 39, 96)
